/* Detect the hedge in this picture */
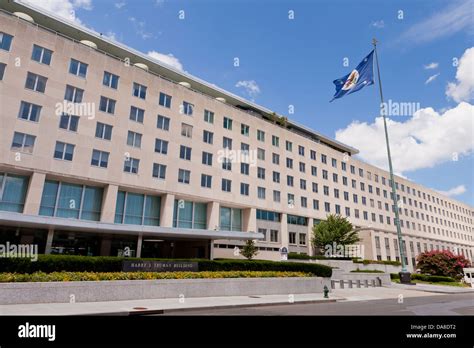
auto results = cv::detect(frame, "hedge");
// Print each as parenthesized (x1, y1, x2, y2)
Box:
(353, 259, 401, 266)
(0, 271, 310, 283)
(288, 252, 352, 261)
(390, 273, 456, 283)
(0, 255, 332, 277)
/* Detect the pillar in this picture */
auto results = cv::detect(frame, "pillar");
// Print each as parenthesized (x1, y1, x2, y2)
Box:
(23, 172, 46, 215)
(206, 201, 220, 231)
(307, 218, 314, 256)
(100, 184, 118, 223)
(44, 228, 54, 254)
(160, 193, 175, 227)
(280, 213, 289, 249)
(243, 207, 256, 233)
(136, 234, 143, 258)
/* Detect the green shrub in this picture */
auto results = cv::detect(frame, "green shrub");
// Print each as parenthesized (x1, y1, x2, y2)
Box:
(0, 255, 332, 277)
(416, 250, 471, 280)
(354, 259, 401, 266)
(390, 273, 456, 283)
(0, 270, 311, 283)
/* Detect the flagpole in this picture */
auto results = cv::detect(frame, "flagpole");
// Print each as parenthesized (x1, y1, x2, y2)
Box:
(372, 38, 410, 280)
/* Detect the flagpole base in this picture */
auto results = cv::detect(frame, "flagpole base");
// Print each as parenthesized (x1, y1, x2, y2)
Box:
(399, 271, 413, 285)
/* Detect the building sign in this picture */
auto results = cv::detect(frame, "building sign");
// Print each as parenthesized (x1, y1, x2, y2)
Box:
(280, 247, 288, 261)
(122, 261, 199, 272)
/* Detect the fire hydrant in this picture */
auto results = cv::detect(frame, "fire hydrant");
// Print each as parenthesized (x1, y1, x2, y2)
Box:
(323, 285, 329, 298)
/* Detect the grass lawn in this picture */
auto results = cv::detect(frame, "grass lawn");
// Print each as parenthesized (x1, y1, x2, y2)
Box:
(392, 278, 471, 288)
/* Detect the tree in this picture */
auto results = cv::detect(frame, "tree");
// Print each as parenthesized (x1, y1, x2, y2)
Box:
(416, 250, 471, 279)
(241, 240, 259, 260)
(311, 214, 361, 256)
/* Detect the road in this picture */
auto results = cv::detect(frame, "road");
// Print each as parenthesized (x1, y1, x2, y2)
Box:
(159, 293, 474, 316)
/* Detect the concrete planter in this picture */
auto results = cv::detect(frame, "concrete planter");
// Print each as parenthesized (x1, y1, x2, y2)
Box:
(0, 277, 330, 305)
(289, 259, 401, 274)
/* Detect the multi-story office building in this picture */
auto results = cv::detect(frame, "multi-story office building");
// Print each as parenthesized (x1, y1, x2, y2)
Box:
(0, 1, 472, 269)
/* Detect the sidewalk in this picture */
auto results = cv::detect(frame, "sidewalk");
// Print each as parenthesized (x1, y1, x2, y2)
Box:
(390, 282, 474, 294)
(0, 286, 451, 316)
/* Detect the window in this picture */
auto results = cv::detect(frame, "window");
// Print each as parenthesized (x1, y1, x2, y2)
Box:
(201, 174, 212, 188)
(223, 117, 232, 130)
(0, 173, 29, 213)
(91, 149, 109, 168)
(257, 130, 265, 142)
(222, 179, 232, 192)
(180, 145, 192, 160)
(258, 228, 267, 241)
(40, 181, 103, 221)
(220, 207, 242, 231)
(31, 45, 52, 65)
(99, 96, 116, 114)
(299, 162, 306, 173)
(300, 179, 306, 190)
(272, 153, 280, 165)
(257, 187, 266, 199)
(157, 115, 170, 130)
(0, 32, 13, 51)
(132, 82, 147, 99)
(69, 59, 88, 77)
(312, 183, 318, 193)
(159, 92, 172, 108)
(54, 141, 74, 161)
(155, 138, 168, 154)
(313, 199, 319, 210)
(181, 123, 193, 138)
(127, 131, 142, 148)
(299, 233, 306, 246)
(273, 171, 280, 183)
(182, 101, 194, 115)
(114, 191, 160, 226)
(0, 62, 5, 80)
(103, 71, 119, 89)
(289, 232, 296, 244)
(18, 101, 41, 122)
(202, 152, 213, 166)
(286, 141, 292, 151)
(178, 169, 191, 184)
(310, 150, 316, 160)
(301, 197, 307, 207)
(129, 106, 144, 123)
(270, 230, 278, 242)
(341, 162, 347, 171)
(203, 130, 213, 144)
(223, 137, 232, 149)
(287, 175, 294, 187)
(204, 109, 214, 123)
(241, 163, 249, 175)
(222, 158, 232, 171)
(59, 114, 79, 131)
(173, 200, 207, 229)
(240, 183, 249, 196)
(241, 143, 250, 153)
(124, 157, 140, 174)
(11, 132, 35, 154)
(271, 135, 279, 147)
(241, 124, 249, 136)
(286, 158, 293, 169)
(325, 202, 330, 212)
(152, 163, 166, 179)
(257, 148, 265, 160)
(321, 154, 327, 164)
(95, 122, 113, 140)
(332, 158, 337, 168)
(257, 167, 265, 179)
(25, 72, 47, 93)
(64, 85, 83, 103)
(322, 170, 328, 179)
(332, 173, 338, 182)
(298, 145, 305, 156)
(311, 166, 317, 176)
(273, 190, 281, 202)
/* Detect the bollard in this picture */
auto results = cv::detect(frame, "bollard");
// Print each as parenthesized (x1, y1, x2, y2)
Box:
(371, 279, 376, 287)
(357, 280, 361, 288)
(340, 280, 344, 289)
(331, 280, 335, 289)
(364, 279, 369, 288)
(348, 280, 353, 288)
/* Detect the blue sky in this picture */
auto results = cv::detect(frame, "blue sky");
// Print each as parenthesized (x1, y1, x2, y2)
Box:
(27, 0, 474, 205)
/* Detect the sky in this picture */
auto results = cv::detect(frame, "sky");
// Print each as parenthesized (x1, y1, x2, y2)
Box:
(22, 0, 474, 205)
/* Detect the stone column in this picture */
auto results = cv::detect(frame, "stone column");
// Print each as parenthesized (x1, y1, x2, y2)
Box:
(136, 234, 143, 258)
(44, 228, 54, 254)
(243, 207, 256, 233)
(23, 172, 46, 215)
(100, 184, 118, 223)
(280, 213, 289, 250)
(206, 201, 220, 231)
(307, 218, 314, 256)
(160, 193, 175, 228)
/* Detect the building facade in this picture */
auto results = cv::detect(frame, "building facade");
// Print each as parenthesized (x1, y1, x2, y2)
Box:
(0, 1, 473, 270)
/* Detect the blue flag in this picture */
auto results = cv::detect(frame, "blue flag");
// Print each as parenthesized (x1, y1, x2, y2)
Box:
(331, 50, 374, 102)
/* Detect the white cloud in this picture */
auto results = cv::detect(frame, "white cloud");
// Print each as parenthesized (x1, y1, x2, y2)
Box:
(20, 0, 92, 24)
(335, 102, 474, 174)
(235, 80, 261, 100)
(114, 1, 126, 9)
(371, 20, 385, 29)
(436, 185, 467, 197)
(399, 0, 472, 44)
(425, 73, 440, 84)
(154, 0, 165, 6)
(424, 62, 439, 70)
(104, 31, 117, 41)
(147, 51, 184, 71)
(446, 47, 474, 102)
(128, 17, 153, 39)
